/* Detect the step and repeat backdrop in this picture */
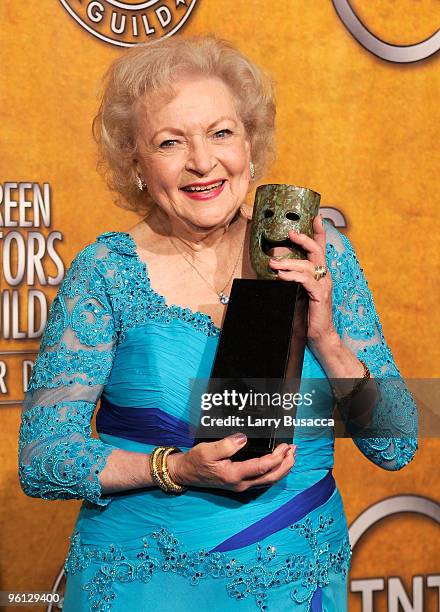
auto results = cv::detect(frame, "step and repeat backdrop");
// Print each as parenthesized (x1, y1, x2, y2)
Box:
(1, 1, 439, 611)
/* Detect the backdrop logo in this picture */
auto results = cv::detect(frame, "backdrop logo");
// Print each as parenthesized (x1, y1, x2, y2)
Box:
(59, 0, 198, 47)
(349, 495, 440, 610)
(332, 0, 440, 63)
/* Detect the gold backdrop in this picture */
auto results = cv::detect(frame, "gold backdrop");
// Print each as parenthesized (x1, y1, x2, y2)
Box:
(1, 1, 439, 610)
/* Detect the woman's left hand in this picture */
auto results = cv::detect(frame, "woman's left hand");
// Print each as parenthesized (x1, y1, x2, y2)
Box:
(268, 215, 337, 354)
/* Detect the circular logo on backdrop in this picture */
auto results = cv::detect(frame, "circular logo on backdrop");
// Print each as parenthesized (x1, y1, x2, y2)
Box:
(59, 0, 199, 47)
(332, 0, 440, 63)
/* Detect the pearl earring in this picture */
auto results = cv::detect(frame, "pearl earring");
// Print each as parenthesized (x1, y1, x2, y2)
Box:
(249, 161, 255, 180)
(135, 175, 146, 191)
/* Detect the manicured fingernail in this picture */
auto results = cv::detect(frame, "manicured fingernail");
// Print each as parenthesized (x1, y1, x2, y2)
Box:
(232, 432, 247, 443)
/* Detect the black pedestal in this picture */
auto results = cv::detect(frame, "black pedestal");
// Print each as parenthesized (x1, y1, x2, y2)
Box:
(194, 278, 308, 461)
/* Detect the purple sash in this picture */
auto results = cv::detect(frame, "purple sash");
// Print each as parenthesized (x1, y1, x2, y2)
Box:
(209, 470, 335, 612)
(96, 397, 196, 447)
(209, 468, 335, 552)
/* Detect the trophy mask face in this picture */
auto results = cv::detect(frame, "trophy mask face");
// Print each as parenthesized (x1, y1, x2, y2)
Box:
(250, 185, 321, 279)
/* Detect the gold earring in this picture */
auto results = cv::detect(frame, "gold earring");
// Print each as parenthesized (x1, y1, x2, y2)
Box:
(249, 161, 255, 180)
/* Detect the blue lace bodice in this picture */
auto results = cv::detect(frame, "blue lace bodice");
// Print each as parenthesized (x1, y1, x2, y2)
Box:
(18, 221, 418, 507)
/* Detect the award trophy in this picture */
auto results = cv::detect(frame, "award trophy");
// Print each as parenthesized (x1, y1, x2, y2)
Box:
(194, 185, 321, 461)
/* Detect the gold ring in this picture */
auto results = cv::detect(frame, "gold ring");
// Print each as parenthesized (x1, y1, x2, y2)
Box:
(314, 265, 327, 281)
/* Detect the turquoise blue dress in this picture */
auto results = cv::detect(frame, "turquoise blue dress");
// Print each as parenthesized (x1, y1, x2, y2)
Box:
(18, 221, 418, 611)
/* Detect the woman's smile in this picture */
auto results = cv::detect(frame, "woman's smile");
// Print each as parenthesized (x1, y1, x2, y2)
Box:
(180, 178, 227, 200)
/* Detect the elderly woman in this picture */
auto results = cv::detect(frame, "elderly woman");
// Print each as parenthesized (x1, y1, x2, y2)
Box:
(18, 35, 417, 611)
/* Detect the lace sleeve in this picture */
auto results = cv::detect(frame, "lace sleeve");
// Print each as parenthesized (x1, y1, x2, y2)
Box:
(18, 241, 120, 506)
(325, 221, 418, 471)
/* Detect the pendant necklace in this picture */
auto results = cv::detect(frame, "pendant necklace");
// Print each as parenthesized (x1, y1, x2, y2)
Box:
(159, 216, 244, 305)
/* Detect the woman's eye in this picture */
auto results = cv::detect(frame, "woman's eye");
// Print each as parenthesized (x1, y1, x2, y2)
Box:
(159, 140, 178, 148)
(214, 129, 232, 138)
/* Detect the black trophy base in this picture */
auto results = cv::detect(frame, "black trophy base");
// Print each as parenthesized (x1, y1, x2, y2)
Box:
(194, 278, 308, 461)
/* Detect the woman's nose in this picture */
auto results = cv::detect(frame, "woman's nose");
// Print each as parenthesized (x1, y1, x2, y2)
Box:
(185, 136, 215, 175)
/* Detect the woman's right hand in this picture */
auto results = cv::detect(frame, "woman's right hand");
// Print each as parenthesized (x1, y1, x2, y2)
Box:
(167, 433, 296, 493)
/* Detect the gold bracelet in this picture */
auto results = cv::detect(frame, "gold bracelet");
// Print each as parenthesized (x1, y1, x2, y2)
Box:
(149, 446, 187, 494)
(149, 446, 168, 491)
(332, 359, 371, 406)
(160, 447, 187, 494)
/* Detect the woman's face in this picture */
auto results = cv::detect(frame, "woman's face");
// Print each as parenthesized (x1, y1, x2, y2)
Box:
(134, 75, 252, 232)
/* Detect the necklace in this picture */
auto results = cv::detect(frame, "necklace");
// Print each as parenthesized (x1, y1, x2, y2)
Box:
(158, 216, 244, 305)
